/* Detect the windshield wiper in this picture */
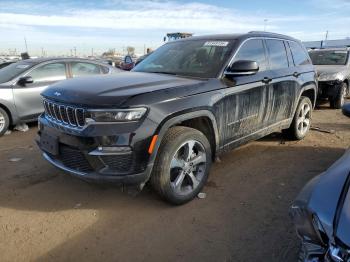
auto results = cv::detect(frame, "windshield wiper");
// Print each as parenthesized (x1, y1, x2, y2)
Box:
(149, 71, 178, 76)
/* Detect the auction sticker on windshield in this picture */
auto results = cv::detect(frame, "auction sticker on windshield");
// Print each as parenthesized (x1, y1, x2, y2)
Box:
(204, 41, 229, 47)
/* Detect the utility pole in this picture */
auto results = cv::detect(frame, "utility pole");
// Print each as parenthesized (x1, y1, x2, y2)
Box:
(264, 19, 268, 31)
(325, 30, 329, 41)
(24, 37, 28, 53)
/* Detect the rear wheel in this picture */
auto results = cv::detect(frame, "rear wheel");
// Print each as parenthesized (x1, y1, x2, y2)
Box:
(330, 82, 347, 109)
(0, 108, 9, 137)
(151, 126, 212, 205)
(283, 96, 312, 140)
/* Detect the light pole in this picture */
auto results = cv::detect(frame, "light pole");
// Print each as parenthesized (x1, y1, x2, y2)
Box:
(24, 37, 28, 53)
(264, 19, 268, 31)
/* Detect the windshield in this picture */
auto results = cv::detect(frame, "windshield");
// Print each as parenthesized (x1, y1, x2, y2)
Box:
(0, 61, 34, 84)
(309, 50, 349, 65)
(133, 39, 235, 78)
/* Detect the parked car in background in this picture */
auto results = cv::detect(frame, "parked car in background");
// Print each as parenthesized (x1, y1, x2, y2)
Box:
(119, 55, 135, 71)
(0, 57, 121, 136)
(309, 48, 350, 108)
(0, 61, 15, 70)
(37, 32, 317, 204)
(290, 103, 350, 262)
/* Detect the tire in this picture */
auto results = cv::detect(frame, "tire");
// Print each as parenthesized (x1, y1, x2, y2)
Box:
(283, 96, 312, 140)
(0, 107, 10, 137)
(151, 126, 212, 205)
(298, 243, 307, 262)
(330, 82, 347, 109)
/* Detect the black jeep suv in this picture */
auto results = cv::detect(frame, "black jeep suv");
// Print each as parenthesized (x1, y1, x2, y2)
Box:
(37, 32, 317, 204)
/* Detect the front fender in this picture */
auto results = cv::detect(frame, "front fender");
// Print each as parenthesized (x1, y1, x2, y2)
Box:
(0, 98, 19, 125)
(147, 110, 219, 166)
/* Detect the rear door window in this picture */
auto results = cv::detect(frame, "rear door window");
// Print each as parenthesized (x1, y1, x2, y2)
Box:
(234, 39, 268, 71)
(266, 39, 289, 70)
(288, 41, 312, 66)
(30, 63, 67, 82)
(71, 62, 102, 77)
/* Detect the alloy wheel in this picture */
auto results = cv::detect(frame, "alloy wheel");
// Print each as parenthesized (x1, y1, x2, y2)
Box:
(169, 140, 207, 195)
(0, 111, 5, 133)
(297, 102, 311, 136)
(340, 85, 346, 107)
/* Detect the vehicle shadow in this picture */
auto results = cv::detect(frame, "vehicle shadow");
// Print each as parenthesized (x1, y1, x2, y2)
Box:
(0, 143, 346, 262)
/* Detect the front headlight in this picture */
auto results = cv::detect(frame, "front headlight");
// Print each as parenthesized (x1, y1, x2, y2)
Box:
(318, 72, 343, 81)
(87, 108, 147, 122)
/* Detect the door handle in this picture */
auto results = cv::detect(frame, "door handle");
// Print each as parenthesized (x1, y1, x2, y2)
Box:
(262, 77, 272, 84)
(293, 72, 301, 78)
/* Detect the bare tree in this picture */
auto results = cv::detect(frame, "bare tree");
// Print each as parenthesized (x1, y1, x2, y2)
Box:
(126, 46, 135, 55)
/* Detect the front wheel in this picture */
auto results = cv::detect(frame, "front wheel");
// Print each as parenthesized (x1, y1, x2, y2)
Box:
(151, 126, 212, 205)
(330, 82, 347, 109)
(283, 96, 312, 140)
(0, 108, 10, 137)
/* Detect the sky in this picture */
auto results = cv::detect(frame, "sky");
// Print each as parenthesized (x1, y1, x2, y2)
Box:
(1, 0, 350, 56)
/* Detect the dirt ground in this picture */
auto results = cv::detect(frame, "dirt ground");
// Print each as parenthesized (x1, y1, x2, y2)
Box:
(0, 103, 349, 262)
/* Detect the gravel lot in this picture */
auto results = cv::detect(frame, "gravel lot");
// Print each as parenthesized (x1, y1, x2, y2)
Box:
(0, 103, 349, 262)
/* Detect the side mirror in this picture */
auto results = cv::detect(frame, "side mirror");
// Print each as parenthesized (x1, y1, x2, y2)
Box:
(18, 76, 33, 86)
(342, 103, 350, 118)
(225, 60, 259, 76)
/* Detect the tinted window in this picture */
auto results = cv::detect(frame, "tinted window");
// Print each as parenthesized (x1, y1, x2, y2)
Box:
(266, 40, 289, 70)
(71, 62, 101, 77)
(0, 62, 34, 84)
(309, 50, 348, 65)
(30, 63, 66, 82)
(133, 39, 235, 78)
(234, 39, 267, 71)
(289, 41, 311, 66)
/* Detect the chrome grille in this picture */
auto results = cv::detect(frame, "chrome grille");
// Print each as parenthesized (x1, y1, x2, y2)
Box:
(43, 100, 85, 128)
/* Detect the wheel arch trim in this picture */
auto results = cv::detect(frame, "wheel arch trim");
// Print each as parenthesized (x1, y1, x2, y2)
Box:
(148, 110, 220, 166)
(298, 83, 317, 108)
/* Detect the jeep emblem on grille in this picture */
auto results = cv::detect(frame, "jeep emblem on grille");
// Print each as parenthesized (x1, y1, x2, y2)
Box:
(54, 92, 61, 96)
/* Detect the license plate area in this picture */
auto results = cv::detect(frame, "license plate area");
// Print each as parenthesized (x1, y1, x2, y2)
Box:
(41, 132, 59, 155)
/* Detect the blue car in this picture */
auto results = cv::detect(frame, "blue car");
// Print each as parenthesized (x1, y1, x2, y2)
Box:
(290, 103, 350, 261)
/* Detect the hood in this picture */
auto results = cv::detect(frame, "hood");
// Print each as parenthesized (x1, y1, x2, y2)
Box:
(309, 149, 350, 246)
(42, 72, 206, 107)
(315, 65, 348, 77)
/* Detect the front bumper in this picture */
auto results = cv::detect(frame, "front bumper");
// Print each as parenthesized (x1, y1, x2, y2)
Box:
(43, 152, 152, 184)
(37, 114, 155, 185)
(318, 80, 342, 99)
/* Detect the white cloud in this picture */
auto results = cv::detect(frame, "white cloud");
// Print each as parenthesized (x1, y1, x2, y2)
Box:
(1, 0, 350, 55)
(0, 1, 268, 32)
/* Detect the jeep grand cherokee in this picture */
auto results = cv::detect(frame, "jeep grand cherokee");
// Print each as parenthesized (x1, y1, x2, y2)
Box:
(37, 32, 317, 204)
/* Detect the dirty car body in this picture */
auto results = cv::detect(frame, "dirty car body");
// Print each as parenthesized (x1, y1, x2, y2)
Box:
(37, 32, 317, 204)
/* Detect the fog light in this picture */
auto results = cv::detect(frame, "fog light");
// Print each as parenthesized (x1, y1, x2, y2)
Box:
(89, 146, 131, 156)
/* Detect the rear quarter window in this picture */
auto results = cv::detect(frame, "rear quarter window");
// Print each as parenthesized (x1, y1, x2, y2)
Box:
(288, 41, 311, 66)
(71, 62, 102, 77)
